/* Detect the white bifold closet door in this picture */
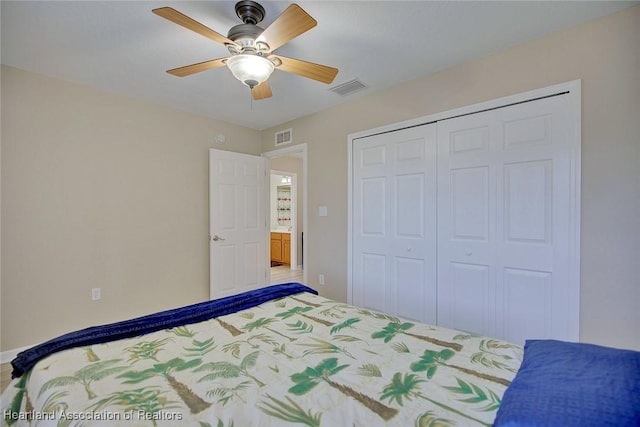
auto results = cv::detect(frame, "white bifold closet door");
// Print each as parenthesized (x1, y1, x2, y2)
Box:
(351, 90, 579, 345)
(437, 94, 576, 344)
(352, 124, 438, 324)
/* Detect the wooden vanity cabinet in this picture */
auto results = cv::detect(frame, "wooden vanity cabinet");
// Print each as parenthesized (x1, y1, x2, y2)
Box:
(270, 232, 290, 265)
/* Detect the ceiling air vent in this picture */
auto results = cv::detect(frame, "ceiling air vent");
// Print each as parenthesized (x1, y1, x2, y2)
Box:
(329, 78, 367, 97)
(275, 128, 292, 146)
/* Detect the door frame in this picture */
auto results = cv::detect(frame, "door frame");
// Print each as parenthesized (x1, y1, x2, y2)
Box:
(347, 80, 581, 337)
(262, 143, 308, 285)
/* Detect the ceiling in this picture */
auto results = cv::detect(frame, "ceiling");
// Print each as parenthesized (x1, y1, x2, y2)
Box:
(1, 1, 635, 130)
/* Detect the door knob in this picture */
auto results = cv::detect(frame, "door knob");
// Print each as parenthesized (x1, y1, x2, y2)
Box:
(211, 235, 226, 242)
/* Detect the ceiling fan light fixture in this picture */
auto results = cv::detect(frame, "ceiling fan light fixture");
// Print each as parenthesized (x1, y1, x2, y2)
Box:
(226, 54, 274, 88)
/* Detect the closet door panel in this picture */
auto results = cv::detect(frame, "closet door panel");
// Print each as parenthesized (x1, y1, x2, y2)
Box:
(438, 94, 576, 344)
(353, 124, 437, 324)
(361, 177, 387, 236)
(494, 95, 574, 343)
(361, 253, 387, 311)
(451, 167, 489, 242)
(395, 257, 426, 322)
(449, 262, 491, 334)
(353, 138, 389, 312)
(437, 111, 496, 336)
(395, 173, 425, 238)
(502, 268, 553, 341)
(501, 160, 554, 268)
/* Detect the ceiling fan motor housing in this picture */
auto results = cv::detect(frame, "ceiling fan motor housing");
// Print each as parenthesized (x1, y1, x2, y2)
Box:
(227, 1, 269, 54)
(227, 24, 266, 52)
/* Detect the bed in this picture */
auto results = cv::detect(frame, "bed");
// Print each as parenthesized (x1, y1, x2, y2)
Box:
(2, 283, 638, 426)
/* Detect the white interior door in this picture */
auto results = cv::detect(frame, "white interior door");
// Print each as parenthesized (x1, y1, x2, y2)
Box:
(209, 149, 268, 298)
(437, 94, 577, 343)
(352, 124, 437, 324)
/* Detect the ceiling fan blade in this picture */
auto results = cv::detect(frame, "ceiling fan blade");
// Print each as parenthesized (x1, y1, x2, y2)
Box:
(167, 58, 228, 77)
(257, 4, 317, 52)
(153, 7, 237, 47)
(252, 81, 273, 100)
(274, 55, 338, 84)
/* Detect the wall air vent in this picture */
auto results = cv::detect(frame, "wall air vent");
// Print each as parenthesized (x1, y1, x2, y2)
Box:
(329, 78, 367, 97)
(275, 128, 292, 146)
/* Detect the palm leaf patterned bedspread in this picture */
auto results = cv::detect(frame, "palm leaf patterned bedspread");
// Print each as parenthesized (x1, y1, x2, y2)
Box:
(2, 292, 523, 426)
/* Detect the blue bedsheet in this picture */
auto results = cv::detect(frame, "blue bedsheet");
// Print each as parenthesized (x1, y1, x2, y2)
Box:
(11, 282, 316, 378)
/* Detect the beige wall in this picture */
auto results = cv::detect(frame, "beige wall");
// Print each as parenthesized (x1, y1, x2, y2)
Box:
(1, 65, 262, 351)
(260, 6, 640, 350)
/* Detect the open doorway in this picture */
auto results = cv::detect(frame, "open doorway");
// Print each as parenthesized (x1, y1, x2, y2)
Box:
(262, 144, 307, 285)
(270, 170, 297, 268)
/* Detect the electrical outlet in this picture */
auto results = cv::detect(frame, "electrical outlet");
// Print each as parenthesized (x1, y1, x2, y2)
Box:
(318, 274, 325, 285)
(92, 288, 101, 301)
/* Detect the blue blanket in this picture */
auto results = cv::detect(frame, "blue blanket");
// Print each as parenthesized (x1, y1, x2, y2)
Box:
(11, 282, 317, 378)
(493, 339, 640, 426)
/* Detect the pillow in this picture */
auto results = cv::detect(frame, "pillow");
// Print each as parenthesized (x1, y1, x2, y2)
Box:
(493, 339, 640, 427)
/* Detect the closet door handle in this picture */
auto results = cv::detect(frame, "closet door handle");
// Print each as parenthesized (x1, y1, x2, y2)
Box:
(211, 235, 226, 242)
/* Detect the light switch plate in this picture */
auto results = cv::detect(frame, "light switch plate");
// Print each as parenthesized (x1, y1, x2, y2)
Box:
(319, 206, 328, 217)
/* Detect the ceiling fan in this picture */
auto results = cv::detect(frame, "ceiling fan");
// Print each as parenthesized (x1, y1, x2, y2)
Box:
(153, 1, 339, 100)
